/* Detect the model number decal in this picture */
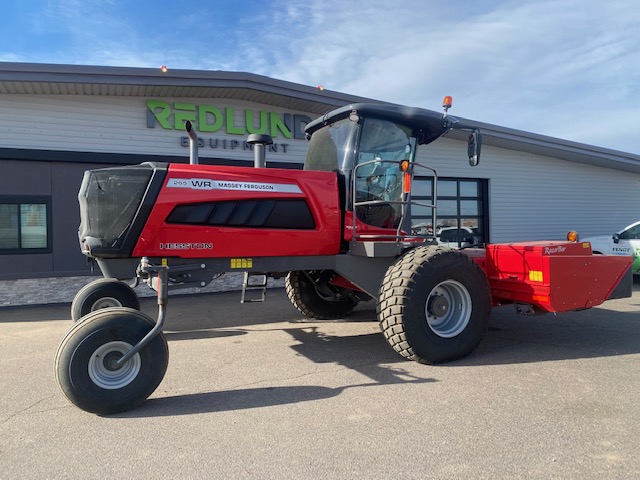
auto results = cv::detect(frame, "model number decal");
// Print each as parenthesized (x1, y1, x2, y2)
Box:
(167, 178, 302, 193)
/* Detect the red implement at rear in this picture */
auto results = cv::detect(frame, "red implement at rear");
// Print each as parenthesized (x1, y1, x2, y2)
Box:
(469, 241, 632, 313)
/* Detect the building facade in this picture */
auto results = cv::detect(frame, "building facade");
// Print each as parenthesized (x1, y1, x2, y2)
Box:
(1, 62, 639, 281)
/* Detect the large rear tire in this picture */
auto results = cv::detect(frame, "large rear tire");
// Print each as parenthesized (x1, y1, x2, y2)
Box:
(55, 307, 168, 415)
(378, 246, 491, 364)
(71, 278, 140, 322)
(285, 270, 359, 320)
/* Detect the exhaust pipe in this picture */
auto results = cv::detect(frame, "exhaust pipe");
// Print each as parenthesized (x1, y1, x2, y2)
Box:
(247, 134, 273, 168)
(185, 121, 199, 165)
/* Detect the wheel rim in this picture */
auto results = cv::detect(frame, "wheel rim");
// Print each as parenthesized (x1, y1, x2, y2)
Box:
(88, 341, 141, 389)
(91, 297, 123, 311)
(425, 280, 472, 338)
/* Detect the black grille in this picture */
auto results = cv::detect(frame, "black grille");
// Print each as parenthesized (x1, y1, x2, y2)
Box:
(77, 162, 166, 257)
(78, 167, 153, 248)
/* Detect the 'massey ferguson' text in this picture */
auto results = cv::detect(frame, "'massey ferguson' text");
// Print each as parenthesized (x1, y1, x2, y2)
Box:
(166, 178, 302, 194)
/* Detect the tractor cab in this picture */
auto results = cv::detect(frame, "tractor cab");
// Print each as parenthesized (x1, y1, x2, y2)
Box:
(303, 102, 480, 243)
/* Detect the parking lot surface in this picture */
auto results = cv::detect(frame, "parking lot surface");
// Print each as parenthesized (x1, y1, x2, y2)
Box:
(1, 281, 639, 479)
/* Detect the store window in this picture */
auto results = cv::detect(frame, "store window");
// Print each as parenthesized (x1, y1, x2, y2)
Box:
(0, 196, 52, 253)
(410, 178, 488, 248)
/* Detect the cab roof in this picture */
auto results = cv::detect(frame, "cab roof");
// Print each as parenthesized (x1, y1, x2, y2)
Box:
(304, 103, 460, 145)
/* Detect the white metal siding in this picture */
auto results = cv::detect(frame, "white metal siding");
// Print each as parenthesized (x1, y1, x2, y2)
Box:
(418, 137, 640, 242)
(0, 94, 311, 164)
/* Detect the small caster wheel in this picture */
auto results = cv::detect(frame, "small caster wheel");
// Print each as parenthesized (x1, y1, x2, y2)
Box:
(71, 278, 140, 322)
(55, 308, 168, 415)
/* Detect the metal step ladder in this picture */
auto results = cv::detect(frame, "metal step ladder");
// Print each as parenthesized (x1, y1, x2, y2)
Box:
(240, 272, 268, 303)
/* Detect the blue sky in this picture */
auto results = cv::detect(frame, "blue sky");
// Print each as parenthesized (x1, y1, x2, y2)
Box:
(2, 0, 639, 154)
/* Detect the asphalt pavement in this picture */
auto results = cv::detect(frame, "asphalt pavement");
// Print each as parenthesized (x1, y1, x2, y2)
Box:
(1, 280, 639, 479)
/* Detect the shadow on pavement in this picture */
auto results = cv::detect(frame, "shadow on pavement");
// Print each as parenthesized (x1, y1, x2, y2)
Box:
(126, 373, 438, 418)
(163, 329, 248, 341)
(0, 302, 71, 322)
(122, 297, 639, 418)
(3, 278, 639, 421)
(156, 289, 640, 367)
(127, 323, 438, 417)
(452, 303, 640, 366)
(283, 305, 640, 368)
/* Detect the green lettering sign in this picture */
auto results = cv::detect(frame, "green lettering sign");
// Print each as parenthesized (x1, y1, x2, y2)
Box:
(246, 110, 268, 135)
(270, 113, 292, 139)
(145, 99, 297, 139)
(225, 107, 245, 135)
(174, 103, 196, 130)
(146, 100, 172, 129)
(198, 105, 223, 132)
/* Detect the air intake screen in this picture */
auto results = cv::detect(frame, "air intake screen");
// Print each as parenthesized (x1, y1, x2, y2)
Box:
(167, 199, 315, 229)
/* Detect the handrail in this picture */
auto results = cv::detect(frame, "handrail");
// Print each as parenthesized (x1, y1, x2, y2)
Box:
(351, 159, 438, 244)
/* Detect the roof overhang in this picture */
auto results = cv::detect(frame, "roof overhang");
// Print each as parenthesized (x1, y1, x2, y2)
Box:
(0, 61, 377, 115)
(1, 62, 639, 174)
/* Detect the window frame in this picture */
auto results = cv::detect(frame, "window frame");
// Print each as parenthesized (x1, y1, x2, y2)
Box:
(410, 177, 489, 246)
(0, 195, 53, 254)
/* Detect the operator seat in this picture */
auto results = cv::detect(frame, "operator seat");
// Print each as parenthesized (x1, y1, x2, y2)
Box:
(355, 191, 396, 228)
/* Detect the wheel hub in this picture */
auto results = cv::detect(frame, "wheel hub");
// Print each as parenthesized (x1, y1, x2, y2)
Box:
(102, 351, 124, 371)
(91, 296, 123, 311)
(425, 280, 472, 338)
(427, 295, 449, 318)
(88, 341, 141, 390)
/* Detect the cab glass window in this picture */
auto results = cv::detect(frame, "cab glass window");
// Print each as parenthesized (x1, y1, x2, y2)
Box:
(304, 118, 358, 172)
(354, 118, 415, 226)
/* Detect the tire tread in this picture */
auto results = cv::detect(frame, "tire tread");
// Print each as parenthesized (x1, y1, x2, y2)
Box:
(285, 271, 358, 320)
(377, 246, 490, 364)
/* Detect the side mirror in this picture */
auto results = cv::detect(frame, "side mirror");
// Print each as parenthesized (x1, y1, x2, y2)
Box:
(613, 234, 620, 244)
(468, 130, 482, 166)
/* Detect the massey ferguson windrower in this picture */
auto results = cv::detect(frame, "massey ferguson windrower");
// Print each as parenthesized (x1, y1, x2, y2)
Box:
(56, 99, 632, 414)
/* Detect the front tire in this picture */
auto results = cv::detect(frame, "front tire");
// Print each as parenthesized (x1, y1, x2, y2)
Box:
(55, 308, 168, 415)
(285, 270, 359, 319)
(71, 278, 140, 322)
(378, 246, 491, 364)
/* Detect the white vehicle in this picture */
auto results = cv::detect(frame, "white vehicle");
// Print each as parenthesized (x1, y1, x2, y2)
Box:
(582, 221, 640, 275)
(437, 226, 481, 248)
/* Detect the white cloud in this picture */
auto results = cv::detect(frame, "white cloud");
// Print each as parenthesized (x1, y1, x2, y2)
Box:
(0, 53, 25, 62)
(3, 0, 639, 153)
(239, 0, 640, 153)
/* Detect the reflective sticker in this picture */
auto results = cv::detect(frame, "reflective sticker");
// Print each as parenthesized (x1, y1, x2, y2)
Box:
(167, 178, 302, 194)
(230, 258, 253, 269)
(529, 270, 543, 282)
